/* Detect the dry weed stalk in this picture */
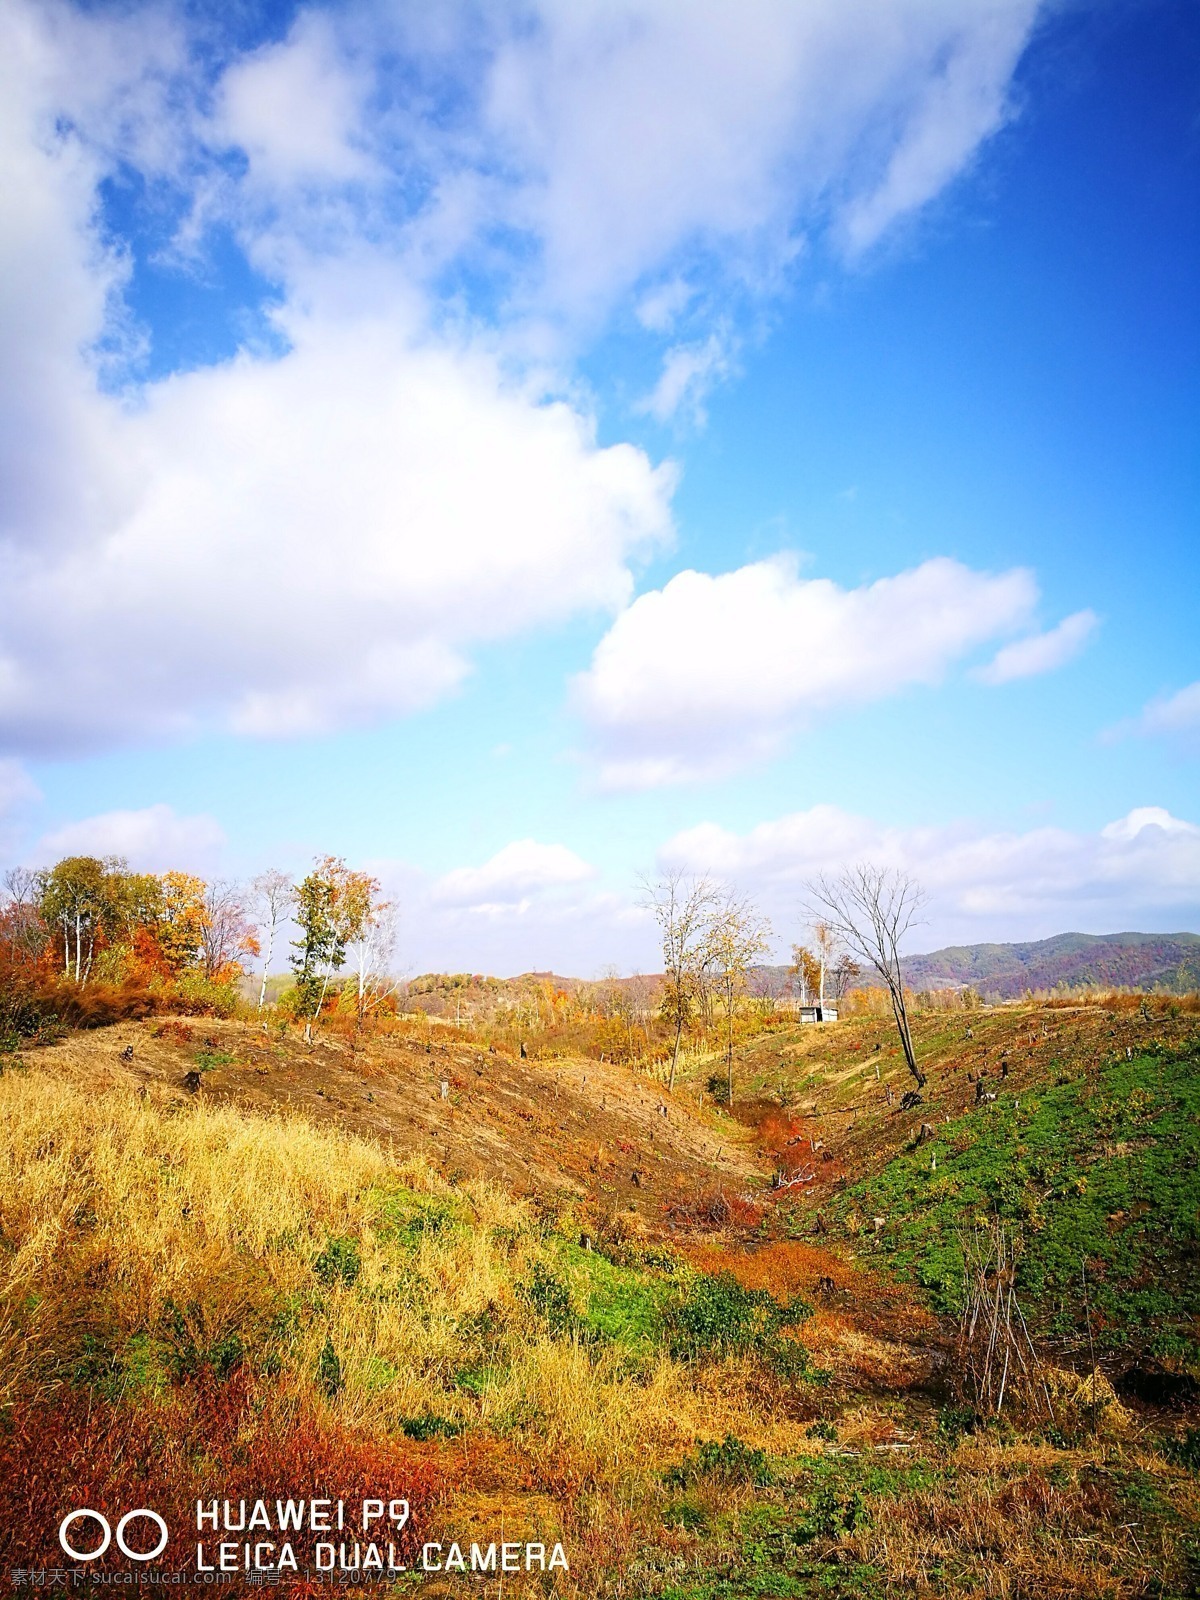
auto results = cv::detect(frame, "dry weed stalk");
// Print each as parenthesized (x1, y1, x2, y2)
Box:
(956, 1222, 1053, 1421)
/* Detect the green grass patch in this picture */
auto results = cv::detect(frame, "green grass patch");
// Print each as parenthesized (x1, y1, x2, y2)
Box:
(553, 1240, 672, 1346)
(666, 1434, 775, 1488)
(313, 1235, 361, 1287)
(830, 1046, 1200, 1365)
(374, 1187, 462, 1245)
(666, 1270, 815, 1378)
(191, 1048, 235, 1071)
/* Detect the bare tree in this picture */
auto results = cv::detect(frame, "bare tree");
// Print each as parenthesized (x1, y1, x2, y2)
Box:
(2, 867, 45, 962)
(640, 869, 721, 1091)
(707, 893, 771, 1104)
(807, 864, 927, 1088)
(346, 890, 398, 1036)
(251, 869, 295, 1011)
(201, 880, 257, 981)
(830, 952, 862, 999)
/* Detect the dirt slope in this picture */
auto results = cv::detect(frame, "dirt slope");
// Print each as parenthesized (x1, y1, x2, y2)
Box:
(31, 1015, 764, 1219)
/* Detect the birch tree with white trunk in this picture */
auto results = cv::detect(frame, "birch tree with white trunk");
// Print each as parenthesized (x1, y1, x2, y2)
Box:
(251, 869, 295, 1010)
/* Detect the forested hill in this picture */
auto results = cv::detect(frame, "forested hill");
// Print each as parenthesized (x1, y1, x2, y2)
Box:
(900, 931, 1200, 998)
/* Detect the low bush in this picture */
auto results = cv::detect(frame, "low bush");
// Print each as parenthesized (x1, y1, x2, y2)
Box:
(666, 1433, 774, 1487)
(667, 1270, 813, 1377)
(1161, 1427, 1200, 1470)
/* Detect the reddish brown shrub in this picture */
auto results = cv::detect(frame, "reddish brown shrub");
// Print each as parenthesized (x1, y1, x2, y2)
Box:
(29, 977, 165, 1029)
(0, 1374, 441, 1594)
(664, 1188, 765, 1231)
(152, 1017, 195, 1044)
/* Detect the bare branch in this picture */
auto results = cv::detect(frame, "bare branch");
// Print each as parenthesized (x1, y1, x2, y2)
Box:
(805, 863, 927, 1088)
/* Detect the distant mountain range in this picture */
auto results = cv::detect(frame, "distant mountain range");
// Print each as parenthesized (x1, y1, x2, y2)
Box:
(752, 931, 1200, 1001)
(409, 932, 1200, 1006)
(898, 931, 1200, 999)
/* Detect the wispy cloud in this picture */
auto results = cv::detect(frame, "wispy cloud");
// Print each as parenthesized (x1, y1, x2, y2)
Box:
(975, 609, 1098, 684)
(636, 333, 735, 425)
(1104, 680, 1200, 752)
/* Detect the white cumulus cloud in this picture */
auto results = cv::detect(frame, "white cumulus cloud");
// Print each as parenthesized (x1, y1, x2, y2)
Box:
(34, 803, 226, 873)
(0, 6, 675, 755)
(661, 803, 1200, 949)
(573, 555, 1038, 787)
(213, 12, 374, 190)
(431, 840, 597, 910)
(0, 0, 1049, 763)
(375, 843, 643, 975)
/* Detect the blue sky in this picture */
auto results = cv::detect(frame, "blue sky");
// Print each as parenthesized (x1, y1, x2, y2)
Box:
(1, 0, 1197, 974)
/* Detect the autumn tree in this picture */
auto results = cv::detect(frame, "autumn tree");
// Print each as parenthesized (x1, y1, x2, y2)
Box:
(34, 857, 168, 984)
(289, 857, 380, 1027)
(157, 872, 209, 975)
(291, 864, 342, 1023)
(97, 870, 165, 983)
(707, 892, 771, 1103)
(341, 873, 394, 1034)
(641, 869, 721, 1091)
(2, 867, 47, 966)
(200, 880, 259, 982)
(250, 869, 294, 1011)
(791, 919, 845, 1013)
(789, 943, 821, 1006)
(808, 864, 927, 1088)
(38, 857, 119, 982)
(811, 919, 840, 1012)
(830, 951, 862, 998)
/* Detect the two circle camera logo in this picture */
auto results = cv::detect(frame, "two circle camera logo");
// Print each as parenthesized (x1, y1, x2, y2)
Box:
(59, 1509, 169, 1563)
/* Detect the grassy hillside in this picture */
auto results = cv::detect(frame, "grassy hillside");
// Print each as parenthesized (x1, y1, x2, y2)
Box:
(823, 1044, 1200, 1374)
(0, 1068, 821, 1591)
(1, 996, 1198, 1597)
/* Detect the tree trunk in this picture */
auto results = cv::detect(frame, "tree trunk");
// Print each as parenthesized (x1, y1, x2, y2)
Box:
(889, 984, 924, 1087)
(668, 1013, 683, 1091)
(257, 922, 274, 1012)
(726, 979, 735, 1104)
(316, 967, 332, 1023)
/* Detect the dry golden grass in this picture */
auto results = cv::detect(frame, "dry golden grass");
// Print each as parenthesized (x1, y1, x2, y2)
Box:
(0, 1064, 775, 1500)
(844, 1444, 1199, 1599)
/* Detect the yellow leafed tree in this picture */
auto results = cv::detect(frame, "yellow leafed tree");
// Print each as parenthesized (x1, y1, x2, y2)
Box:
(156, 871, 209, 974)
